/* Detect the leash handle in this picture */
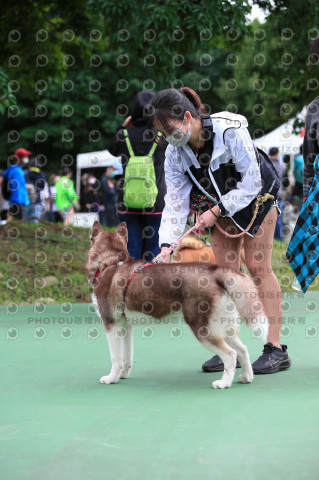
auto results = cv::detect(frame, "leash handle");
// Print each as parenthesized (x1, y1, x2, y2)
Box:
(153, 224, 199, 263)
(153, 192, 275, 263)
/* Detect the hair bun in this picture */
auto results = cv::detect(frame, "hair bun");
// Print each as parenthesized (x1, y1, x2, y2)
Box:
(179, 87, 206, 114)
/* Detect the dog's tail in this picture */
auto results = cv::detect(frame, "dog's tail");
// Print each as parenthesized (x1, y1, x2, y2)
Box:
(217, 268, 269, 342)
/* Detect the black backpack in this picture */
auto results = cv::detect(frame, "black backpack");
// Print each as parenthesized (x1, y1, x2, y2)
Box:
(2, 172, 10, 200)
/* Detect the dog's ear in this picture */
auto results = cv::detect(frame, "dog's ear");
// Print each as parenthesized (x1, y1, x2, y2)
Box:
(116, 222, 128, 244)
(90, 221, 102, 242)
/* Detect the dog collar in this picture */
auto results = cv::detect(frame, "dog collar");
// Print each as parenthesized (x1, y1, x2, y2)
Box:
(92, 268, 101, 285)
(91, 262, 125, 286)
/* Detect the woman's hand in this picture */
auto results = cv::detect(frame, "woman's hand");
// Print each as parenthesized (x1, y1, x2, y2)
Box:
(153, 247, 171, 264)
(196, 207, 220, 229)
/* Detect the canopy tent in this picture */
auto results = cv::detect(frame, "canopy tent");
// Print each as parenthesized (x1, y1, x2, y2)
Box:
(76, 149, 122, 197)
(253, 109, 305, 158)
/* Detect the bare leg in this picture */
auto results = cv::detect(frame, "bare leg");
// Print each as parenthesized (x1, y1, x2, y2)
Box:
(244, 208, 282, 348)
(210, 217, 242, 270)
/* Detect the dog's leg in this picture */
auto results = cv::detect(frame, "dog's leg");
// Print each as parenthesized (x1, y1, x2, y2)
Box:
(226, 334, 254, 384)
(100, 323, 122, 385)
(120, 324, 133, 379)
(201, 337, 237, 389)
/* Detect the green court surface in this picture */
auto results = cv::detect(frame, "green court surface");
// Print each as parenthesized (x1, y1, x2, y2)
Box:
(1, 292, 319, 480)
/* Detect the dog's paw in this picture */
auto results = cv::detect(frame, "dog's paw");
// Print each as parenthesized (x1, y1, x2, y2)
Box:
(212, 379, 231, 389)
(238, 373, 253, 384)
(100, 375, 118, 384)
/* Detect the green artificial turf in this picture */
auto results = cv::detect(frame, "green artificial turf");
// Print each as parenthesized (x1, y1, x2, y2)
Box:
(1, 292, 319, 480)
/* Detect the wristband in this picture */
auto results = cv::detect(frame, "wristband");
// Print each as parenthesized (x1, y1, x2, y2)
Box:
(210, 209, 219, 219)
(160, 243, 171, 248)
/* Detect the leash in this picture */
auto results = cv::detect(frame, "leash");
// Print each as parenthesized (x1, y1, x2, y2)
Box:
(154, 192, 275, 262)
(214, 192, 274, 238)
(92, 192, 274, 314)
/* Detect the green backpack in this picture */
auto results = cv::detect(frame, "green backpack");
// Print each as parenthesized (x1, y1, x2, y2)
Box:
(123, 129, 161, 209)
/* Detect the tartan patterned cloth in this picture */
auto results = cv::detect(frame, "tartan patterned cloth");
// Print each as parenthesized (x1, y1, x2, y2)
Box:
(286, 158, 319, 293)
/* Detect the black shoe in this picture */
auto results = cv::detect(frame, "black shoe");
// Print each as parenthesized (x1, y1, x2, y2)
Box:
(252, 342, 292, 374)
(202, 355, 241, 372)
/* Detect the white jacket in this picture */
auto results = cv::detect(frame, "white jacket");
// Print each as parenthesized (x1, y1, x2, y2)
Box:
(158, 112, 262, 246)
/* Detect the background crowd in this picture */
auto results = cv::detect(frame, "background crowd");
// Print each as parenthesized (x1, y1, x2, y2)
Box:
(0, 127, 304, 245)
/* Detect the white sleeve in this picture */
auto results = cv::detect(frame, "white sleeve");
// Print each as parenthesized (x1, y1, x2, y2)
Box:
(219, 127, 262, 217)
(158, 148, 193, 246)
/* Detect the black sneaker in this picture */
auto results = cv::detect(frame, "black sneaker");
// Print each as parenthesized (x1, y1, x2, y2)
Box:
(252, 343, 292, 374)
(202, 355, 241, 372)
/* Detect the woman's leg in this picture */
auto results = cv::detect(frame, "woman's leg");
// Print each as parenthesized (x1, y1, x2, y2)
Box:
(203, 210, 291, 374)
(244, 207, 282, 347)
(202, 218, 243, 373)
(209, 217, 242, 269)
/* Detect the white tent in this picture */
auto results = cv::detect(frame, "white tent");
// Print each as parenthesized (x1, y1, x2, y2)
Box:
(253, 109, 306, 158)
(76, 149, 122, 197)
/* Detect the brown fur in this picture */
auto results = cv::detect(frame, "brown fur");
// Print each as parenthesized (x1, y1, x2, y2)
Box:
(172, 236, 216, 264)
(86, 221, 268, 389)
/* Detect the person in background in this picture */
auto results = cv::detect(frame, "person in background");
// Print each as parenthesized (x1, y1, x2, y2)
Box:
(108, 90, 167, 261)
(82, 174, 100, 215)
(292, 145, 304, 203)
(24, 158, 46, 222)
(268, 147, 286, 241)
(39, 179, 50, 219)
(55, 167, 78, 226)
(0, 170, 8, 222)
(3, 148, 31, 220)
(14, 147, 31, 170)
(100, 166, 119, 229)
(303, 34, 319, 201)
(47, 173, 61, 223)
(80, 173, 89, 211)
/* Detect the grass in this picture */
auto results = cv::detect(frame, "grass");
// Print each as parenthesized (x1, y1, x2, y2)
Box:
(0, 221, 316, 305)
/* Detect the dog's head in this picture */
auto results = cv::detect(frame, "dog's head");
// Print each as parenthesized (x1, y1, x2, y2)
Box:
(86, 221, 130, 284)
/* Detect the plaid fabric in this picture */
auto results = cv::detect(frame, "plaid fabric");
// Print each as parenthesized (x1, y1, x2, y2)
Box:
(286, 157, 319, 293)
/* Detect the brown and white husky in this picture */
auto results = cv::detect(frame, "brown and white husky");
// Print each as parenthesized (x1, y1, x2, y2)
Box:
(86, 221, 268, 389)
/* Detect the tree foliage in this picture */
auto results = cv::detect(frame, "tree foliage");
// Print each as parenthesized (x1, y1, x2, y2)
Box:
(90, 0, 250, 87)
(0, 0, 319, 172)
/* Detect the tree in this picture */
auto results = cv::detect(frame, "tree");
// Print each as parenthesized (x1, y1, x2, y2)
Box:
(0, 0, 93, 96)
(91, 0, 251, 88)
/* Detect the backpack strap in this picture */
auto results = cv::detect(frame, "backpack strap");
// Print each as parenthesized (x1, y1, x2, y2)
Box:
(148, 132, 162, 157)
(123, 129, 135, 157)
(123, 129, 161, 157)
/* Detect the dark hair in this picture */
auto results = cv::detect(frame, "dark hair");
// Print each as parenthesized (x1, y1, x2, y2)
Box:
(62, 167, 72, 176)
(269, 147, 279, 156)
(147, 87, 206, 134)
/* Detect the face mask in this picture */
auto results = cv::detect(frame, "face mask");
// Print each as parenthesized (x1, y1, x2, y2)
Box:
(166, 117, 191, 147)
(109, 172, 116, 178)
